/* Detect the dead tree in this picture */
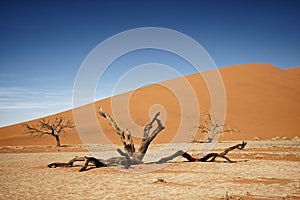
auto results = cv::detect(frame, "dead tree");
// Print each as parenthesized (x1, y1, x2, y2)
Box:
(24, 117, 74, 147)
(197, 112, 240, 143)
(47, 108, 247, 172)
(99, 107, 164, 163)
(48, 141, 247, 171)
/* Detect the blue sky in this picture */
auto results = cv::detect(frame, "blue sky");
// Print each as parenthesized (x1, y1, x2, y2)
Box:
(0, 0, 299, 127)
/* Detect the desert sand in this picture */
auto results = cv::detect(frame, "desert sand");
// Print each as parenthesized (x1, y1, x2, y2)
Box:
(0, 140, 300, 199)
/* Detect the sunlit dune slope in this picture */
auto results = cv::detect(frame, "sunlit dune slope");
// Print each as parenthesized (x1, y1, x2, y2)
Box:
(0, 64, 299, 146)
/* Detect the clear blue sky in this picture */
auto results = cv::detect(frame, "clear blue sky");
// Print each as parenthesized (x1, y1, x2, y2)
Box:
(0, 0, 299, 127)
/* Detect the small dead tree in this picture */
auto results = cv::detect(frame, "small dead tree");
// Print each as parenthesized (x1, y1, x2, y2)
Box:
(198, 112, 240, 143)
(47, 108, 247, 172)
(24, 117, 74, 147)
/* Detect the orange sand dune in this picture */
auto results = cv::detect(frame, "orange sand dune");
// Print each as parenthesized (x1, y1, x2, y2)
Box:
(0, 64, 299, 146)
(286, 66, 300, 77)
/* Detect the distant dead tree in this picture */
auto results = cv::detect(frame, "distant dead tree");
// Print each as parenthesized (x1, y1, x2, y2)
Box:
(24, 117, 74, 147)
(197, 112, 240, 143)
(47, 108, 247, 172)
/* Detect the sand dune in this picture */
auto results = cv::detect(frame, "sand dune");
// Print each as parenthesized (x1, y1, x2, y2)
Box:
(0, 63, 299, 146)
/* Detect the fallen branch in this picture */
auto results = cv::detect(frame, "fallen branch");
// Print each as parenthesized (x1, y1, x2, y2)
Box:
(47, 148, 132, 171)
(158, 141, 247, 163)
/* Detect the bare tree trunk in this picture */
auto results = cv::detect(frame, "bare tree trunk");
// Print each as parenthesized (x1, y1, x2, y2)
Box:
(99, 108, 164, 162)
(55, 135, 61, 147)
(134, 112, 164, 161)
(99, 108, 136, 155)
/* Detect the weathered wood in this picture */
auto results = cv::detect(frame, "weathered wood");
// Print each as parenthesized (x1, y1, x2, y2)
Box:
(79, 156, 107, 172)
(135, 112, 164, 161)
(116, 148, 131, 169)
(157, 141, 247, 163)
(182, 152, 235, 163)
(99, 108, 135, 155)
(219, 141, 247, 156)
(47, 147, 137, 171)
(47, 157, 85, 168)
(155, 150, 185, 164)
(99, 108, 164, 162)
(48, 141, 247, 171)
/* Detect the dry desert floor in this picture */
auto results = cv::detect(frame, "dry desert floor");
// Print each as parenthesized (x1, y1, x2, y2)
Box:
(0, 140, 300, 200)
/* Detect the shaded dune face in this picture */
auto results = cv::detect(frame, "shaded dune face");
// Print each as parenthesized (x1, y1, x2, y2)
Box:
(0, 64, 299, 146)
